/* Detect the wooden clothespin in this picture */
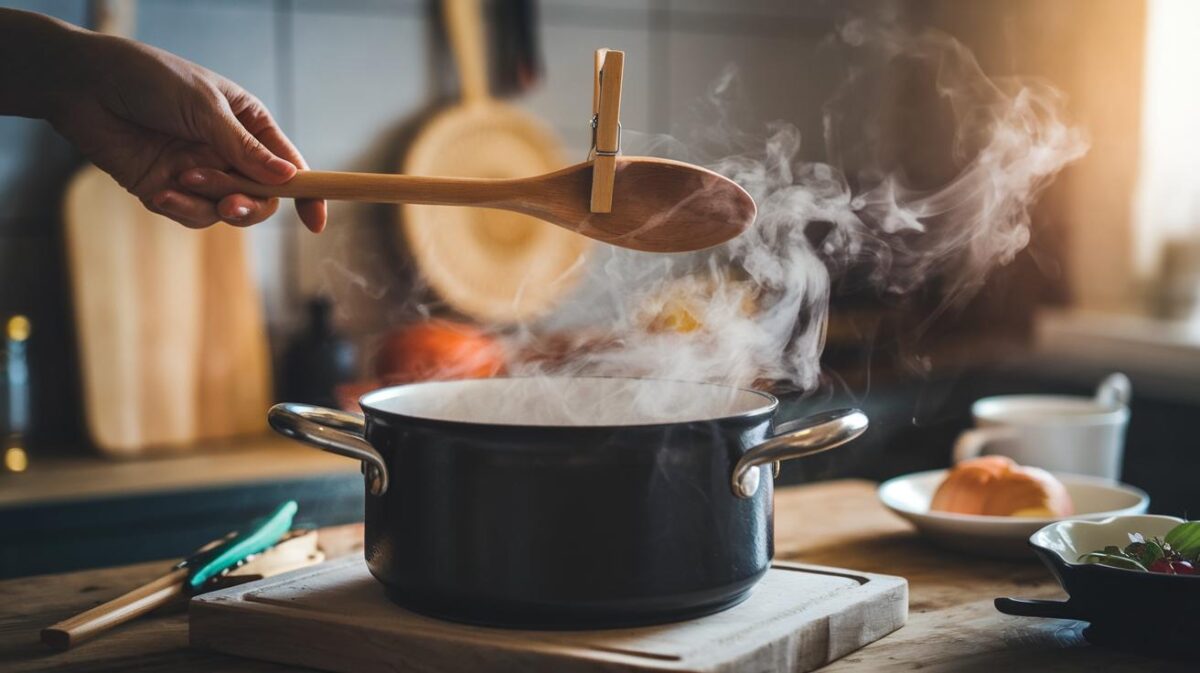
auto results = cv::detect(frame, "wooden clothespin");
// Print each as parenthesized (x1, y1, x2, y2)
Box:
(589, 48, 624, 213)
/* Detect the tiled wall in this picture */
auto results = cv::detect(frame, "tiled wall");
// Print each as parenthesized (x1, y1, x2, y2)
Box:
(0, 0, 852, 442)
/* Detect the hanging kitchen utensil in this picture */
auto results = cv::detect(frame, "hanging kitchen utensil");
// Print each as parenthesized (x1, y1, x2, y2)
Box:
(40, 501, 302, 651)
(399, 0, 587, 323)
(64, 0, 271, 455)
(493, 0, 542, 95)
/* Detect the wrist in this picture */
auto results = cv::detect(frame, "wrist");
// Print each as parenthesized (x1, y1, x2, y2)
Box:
(33, 23, 104, 123)
(0, 9, 98, 120)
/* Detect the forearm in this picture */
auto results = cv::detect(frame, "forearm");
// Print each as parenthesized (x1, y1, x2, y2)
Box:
(0, 9, 95, 120)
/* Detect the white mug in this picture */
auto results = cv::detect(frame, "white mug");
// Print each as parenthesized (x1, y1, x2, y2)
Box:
(952, 373, 1131, 480)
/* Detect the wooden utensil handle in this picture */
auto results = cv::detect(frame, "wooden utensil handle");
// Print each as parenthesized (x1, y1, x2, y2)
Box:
(443, 0, 489, 104)
(227, 171, 519, 207)
(41, 568, 187, 651)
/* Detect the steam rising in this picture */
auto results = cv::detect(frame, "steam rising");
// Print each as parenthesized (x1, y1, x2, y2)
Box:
(503, 22, 1088, 404)
(314, 21, 1090, 425)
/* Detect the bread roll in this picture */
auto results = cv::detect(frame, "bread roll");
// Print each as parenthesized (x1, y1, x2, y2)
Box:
(931, 456, 1073, 517)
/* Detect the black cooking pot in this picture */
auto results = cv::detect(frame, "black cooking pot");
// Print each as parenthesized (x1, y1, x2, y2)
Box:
(269, 376, 866, 628)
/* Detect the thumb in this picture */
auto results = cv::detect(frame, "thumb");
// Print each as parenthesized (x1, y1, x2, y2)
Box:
(207, 108, 297, 184)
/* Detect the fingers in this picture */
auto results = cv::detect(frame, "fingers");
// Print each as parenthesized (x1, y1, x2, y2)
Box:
(173, 78, 325, 232)
(218, 194, 280, 226)
(204, 103, 297, 187)
(295, 199, 327, 234)
(204, 82, 324, 232)
(179, 167, 252, 200)
(181, 166, 324, 233)
(242, 111, 326, 233)
(177, 168, 280, 225)
(150, 190, 220, 229)
(151, 187, 277, 228)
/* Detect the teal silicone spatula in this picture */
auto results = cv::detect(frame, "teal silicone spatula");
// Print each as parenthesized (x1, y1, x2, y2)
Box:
(41, 501, 299, 651)
(182, 501, 297, 590)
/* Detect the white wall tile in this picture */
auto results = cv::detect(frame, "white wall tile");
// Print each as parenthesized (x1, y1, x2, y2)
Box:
(665, 29, 846, 161)
(519, 21, 656, 156)
(543, 0, 655, 11)
(290, 8, 429, 172)
(287, 6, 433, 331)
(0, 0, 85, 24)
(136, 0, 280, 110)
(667, 0, 837, 20)
(292, 0, 422, 14)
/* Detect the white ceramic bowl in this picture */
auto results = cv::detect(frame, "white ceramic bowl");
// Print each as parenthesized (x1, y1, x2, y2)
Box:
(1030, 514, 1188, 568)
(877, 469, 1150, 557)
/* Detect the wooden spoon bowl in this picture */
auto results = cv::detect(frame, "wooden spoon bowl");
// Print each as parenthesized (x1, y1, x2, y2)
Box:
(539, 157, 757, 252)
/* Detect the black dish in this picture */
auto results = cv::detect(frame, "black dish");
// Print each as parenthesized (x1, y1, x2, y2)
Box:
(269, 376, 867, 628)
(996, 515, 1198, 659)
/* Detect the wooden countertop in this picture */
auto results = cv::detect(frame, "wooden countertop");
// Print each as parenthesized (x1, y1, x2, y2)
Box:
(0, 480, 1185, 672)
(0, 435, 357, 509)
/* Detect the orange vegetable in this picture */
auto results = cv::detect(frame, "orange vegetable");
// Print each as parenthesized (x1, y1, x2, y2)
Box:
(931, 456, 1073, 518)
(376, 320, 505, 384)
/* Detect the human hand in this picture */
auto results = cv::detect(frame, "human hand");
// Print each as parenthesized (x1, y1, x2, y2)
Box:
(45, 30, 326, 231)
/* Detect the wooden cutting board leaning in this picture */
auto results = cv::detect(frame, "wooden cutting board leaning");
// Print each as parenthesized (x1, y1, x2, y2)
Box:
(64, 0, 272, 456)
(398, 0, 589, 323)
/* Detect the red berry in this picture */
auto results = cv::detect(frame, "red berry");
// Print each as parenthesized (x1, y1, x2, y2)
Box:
(1170, 560, 1196, 575)
(1149, 558, 1175, 574)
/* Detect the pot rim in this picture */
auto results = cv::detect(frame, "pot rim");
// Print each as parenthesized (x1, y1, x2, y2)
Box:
(358, 375, 780, 430)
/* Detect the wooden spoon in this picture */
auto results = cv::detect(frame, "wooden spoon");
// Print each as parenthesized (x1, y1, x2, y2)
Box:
(198, 157, 756, 253)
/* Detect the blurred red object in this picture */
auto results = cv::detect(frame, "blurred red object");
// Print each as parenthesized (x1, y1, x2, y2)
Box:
(509, 330, 619, 371)
(375, 321, 506, 386)
(334, 380, 380, 413)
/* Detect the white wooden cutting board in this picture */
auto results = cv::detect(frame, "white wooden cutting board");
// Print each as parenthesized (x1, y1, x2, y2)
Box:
(190, 556, 906, 673)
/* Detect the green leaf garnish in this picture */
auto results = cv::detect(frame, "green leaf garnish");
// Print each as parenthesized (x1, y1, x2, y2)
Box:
(1077, 552, 1148, 571)
(1140, 540, 1164, 566)
(1165, 521, 1200, 558)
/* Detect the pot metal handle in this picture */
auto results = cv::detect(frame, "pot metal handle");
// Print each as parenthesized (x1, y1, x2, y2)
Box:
(268, 403, 389, 496)
(731, 408, 868, 498)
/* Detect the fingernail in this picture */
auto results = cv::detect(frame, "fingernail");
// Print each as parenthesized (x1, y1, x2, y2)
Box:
(232, 206, 251, 218)
(266, 157, 296, 177)
(180, 170, 206, 186)
(154, 192, 175, 208)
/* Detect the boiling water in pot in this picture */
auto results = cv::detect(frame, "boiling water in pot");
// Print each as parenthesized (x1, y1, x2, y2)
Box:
(361, 377, 773, 427)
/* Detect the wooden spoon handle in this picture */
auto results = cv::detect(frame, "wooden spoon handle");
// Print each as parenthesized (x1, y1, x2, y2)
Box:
(41, 568, 187, 651)
(226, 171, 517, 207)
